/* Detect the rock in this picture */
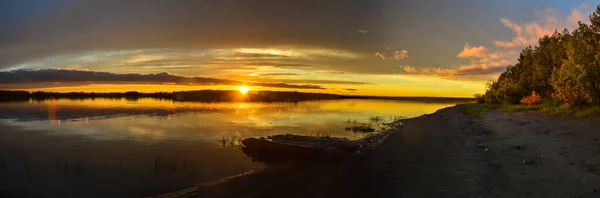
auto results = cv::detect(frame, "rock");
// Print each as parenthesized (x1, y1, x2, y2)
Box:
(484, 148, 490, 152)
(515, 145, 527, 150)
(522, 159, 538, 164)
(477, 143, 487, 148)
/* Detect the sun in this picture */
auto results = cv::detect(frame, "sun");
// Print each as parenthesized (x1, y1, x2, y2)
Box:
(239, 86, 249, 94)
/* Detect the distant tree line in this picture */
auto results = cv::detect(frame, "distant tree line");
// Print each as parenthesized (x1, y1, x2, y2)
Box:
(0, 90, 344, 102)
(0, 90, 171, 101)
(481, 5, 600, 105)
(0, 90, 473, 103)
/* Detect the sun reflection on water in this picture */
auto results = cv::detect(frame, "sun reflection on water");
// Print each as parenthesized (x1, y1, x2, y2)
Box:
(48, 97, 60, 124)
(1, 98, 456, 141)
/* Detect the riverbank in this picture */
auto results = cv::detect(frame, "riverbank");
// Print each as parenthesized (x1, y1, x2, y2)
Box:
(157, 105, 600, 197)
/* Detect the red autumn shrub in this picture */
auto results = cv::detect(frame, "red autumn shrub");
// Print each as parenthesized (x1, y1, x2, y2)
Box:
(520, 91, 541, 105)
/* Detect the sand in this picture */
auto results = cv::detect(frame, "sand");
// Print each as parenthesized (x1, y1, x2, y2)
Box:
(158, 106, 600, 198)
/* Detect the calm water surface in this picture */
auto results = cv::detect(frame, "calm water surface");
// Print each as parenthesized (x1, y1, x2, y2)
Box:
(0, 98, 455, 197)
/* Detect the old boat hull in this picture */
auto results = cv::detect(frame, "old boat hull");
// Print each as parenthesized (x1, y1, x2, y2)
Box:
(241, 136, 356, 163)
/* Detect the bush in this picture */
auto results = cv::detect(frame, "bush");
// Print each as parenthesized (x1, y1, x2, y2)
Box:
(495, 77, 526, 104)
(474, 93, 485, 104)
(520, 91, 542, 105)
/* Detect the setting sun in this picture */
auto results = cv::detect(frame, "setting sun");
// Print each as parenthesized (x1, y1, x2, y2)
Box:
(239, 86, 249, 94)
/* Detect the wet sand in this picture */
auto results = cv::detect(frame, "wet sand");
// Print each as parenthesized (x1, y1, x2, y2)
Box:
(161, 106, 600, 198)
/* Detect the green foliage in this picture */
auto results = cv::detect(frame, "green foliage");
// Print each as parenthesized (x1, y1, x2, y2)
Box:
(496, 102, 600, 118)
(550, 57, 592, 104)
(458, 103, 490, 117)
(473, 93, 485, 104)
(483, 5, 600, 106)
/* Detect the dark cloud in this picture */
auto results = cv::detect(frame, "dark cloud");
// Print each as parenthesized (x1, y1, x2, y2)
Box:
(0, 0, 380, 69)
(118, 59, 196, 68)
(345, 88, 357, 91)
(0, 69, 325, 90)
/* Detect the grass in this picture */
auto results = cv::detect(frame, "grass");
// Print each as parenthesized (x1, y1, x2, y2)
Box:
(459, 102, 600, 118)
(537, 103, 600, 118)
(457, 103, 490, 117)
(496, 103, 549, 112)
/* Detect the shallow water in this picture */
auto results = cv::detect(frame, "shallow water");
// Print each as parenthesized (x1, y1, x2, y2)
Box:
(0, 98, 455, 197)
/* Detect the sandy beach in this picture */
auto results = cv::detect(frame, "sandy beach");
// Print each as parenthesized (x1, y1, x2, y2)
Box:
(156, 105, 600, 198)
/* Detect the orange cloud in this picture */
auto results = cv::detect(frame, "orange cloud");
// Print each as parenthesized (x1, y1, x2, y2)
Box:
(392, 50, 408, 60)
(401, 65, 417, 73)
(420, 67, 457, 76)
(456, 43, 487, 58)
(375, 49, 408, 60)
(494, 4, 591, 48)
(374, 52, 386, 60)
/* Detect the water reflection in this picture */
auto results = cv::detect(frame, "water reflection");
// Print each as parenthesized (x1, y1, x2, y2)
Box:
(0, 98, 455, 197)
(48, 97, 59, 124)
(0, 98, 455, 141)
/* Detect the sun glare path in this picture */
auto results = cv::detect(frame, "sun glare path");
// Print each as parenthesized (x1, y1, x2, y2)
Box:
(239, 86, 249, 94)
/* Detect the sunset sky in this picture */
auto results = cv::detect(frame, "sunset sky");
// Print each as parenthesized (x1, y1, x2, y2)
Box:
(1, 0, 598, 97)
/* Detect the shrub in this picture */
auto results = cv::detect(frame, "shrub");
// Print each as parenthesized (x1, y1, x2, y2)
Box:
(474, 94, 485, 104)
(520, 91, 542, 105)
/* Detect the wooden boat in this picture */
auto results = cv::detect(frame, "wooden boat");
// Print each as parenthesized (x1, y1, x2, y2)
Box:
(241, 134, 358, 163)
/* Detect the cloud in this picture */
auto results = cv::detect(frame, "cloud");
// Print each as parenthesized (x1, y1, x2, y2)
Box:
(568, 3, 588, 25)
(374, 52, 386, 60)
(416, 63, 508, 77)
(401, 65, 417, 73)
(375, 49, 408, 60)
(453, 42, 511, 76)
(456, 43, 487, 58)
(253, 73, 300, 76)
(454, 64, 507, 76)
(4, 47, 365, 79)
(0, 69, 325, 90)
(357, 29, 368, 34)
(0, 0, 377, 70)
(222, 48, 363, 60)
(242, 62, 314, 68)
(392, 50, 408, 60)
(229, 52, 291, 59)
(493, 4, 592, 48)
(273, 79, 373, 85)
(420, 67, 457, 76)
(345, 88, 357, 91)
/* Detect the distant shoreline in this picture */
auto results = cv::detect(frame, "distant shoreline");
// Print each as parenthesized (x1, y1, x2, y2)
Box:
(0, 90, 474, 103)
